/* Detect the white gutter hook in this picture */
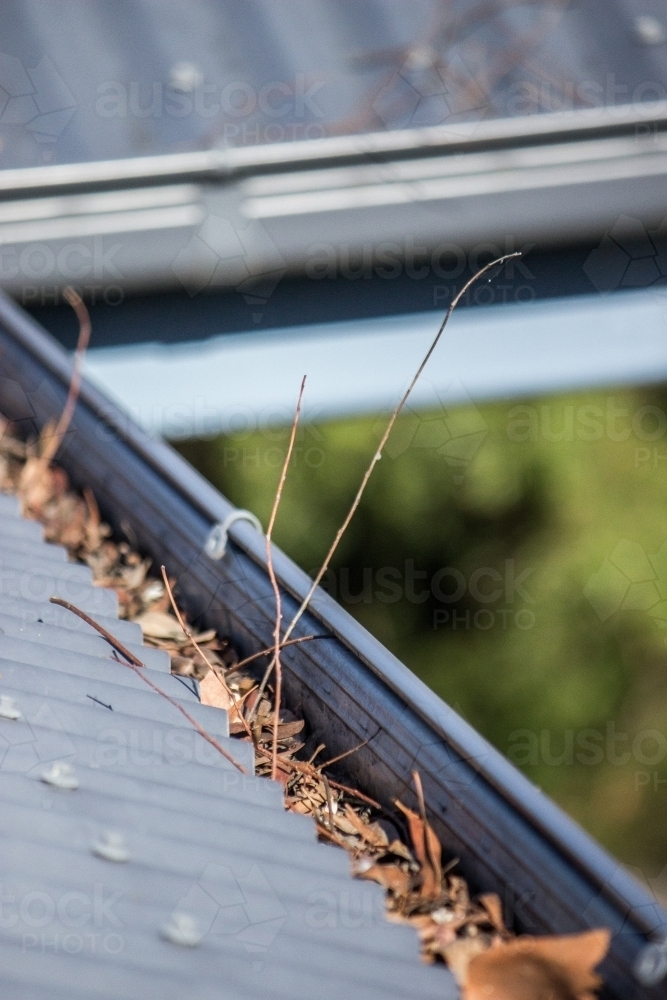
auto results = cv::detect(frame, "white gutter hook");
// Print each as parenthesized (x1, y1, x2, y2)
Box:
(204, 510, 262, 560)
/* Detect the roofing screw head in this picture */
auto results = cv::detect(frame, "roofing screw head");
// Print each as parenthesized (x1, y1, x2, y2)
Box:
(92, 830, 130, 863)
(634, 938, 667, 986)
(0, 695, 22, 720)
(634, 15, 667, 46)
(40, 761, 79, 791)
(161, 912, 202, 947)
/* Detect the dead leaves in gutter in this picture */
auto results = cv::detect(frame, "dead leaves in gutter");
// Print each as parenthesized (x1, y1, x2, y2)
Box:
(0, 415, 611, 998)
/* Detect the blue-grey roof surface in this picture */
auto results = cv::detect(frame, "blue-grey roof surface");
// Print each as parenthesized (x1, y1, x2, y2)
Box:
(0, 495, 458, 999)
(2, 0, 667, 170)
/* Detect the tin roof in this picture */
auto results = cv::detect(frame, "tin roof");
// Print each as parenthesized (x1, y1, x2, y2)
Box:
(0, 493, 457, 999)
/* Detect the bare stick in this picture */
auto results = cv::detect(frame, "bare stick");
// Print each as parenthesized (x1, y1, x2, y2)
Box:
(41, 288, 92, 465)
(281, 254, 520, 644)
(159, 566, 253, 739)
(413, 769, 441, 882)
(326, 779, 382, 811)
(322, 773, 335, 831)
(49, 597, 144, 666)
(264, 376, 307, 780)
(50, 597, 247, 773)
(225, 634, 331, 676)
(317, 737, 371, 771)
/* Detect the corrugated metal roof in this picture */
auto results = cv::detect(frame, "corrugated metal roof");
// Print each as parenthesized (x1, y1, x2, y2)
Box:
(3, 0, 667, 169)
(0, 494, 458, 999)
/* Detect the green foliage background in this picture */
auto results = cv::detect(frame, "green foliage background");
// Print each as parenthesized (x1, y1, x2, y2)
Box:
(176, 384, 667, 888)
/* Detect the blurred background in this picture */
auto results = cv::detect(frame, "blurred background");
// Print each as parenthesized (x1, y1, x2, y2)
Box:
(2, 0, 667, 896)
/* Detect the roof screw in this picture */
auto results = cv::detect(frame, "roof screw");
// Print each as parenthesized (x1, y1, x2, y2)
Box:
(160, 912, 202, 947)
(634, 937, 667, 986)
(40, 761, 79, 791)
(0, 695, 22, 720)
(92, 831, 130, 863)
(633, 15, 667, 46)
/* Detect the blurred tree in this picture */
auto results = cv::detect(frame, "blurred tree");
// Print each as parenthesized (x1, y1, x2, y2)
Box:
(176, 384, 667, 887)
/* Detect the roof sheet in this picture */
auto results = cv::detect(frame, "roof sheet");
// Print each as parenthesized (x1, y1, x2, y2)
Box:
(3, 0, 667, 170)
(0, 496, 458, 999)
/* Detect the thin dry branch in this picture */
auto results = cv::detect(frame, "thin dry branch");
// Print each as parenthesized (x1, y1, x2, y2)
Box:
(159, 565, 254, 738)
(263, 375, 307, 780)
(41, 287, 92, 465)
(225, 633, 331, 675)
(49, 596, 247, 774)
(49, 597, 144, 666)
(281, 254, 520, 644)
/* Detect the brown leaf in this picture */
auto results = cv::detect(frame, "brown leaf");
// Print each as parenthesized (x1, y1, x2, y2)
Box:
(274, 719, 305, 740)
(395, 799, 442, 899)
(443, 935, 490, 985)
(135, 610, 188, 642)
(170, 655, 197, 677)
(463, 929, 611, 1000)
(341, 805, 388, 848)
(386, 839, 414, 863)
(195, 629, 217, 643)
(332, 813, 363, 837)
(199, 670, 232, 711)
(478, 893, 507, 935)
(359, 864, 411, 896)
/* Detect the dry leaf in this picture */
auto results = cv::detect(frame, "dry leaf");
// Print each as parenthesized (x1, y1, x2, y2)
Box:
(464, 929, 611, 1000)
(360, 863, 412, 896)
(134, 610, 188, 642)
(443, 935, 490, 985)
(386, 839, 414, 862)
(478, 893, 507, 935)
(199, 670, 232, 711)
(340, 805, 388, 847)
(395, 800, 442, 899)
(274, 719, 305, 740)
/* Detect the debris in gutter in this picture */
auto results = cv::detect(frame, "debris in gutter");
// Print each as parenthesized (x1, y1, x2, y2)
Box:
(0, 283, 612, 997)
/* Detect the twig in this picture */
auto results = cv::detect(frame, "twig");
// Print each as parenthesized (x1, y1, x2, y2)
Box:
(317, 737, 371, 770)
(41, 287, 92, 465)
(225, 634, 331, 676)
(412, 769, 441, 883)
(49, 597, 144, 666)
(322, 773, 335, 831)
(326, 779, 382, 811)
(257, 376, 307, 780)
(281, 253, 520, 644)
(307, 742, 327, 765)
(50, 596, 247, 774)
(413, 769, 428, 824)
(160, 565, 253, 740)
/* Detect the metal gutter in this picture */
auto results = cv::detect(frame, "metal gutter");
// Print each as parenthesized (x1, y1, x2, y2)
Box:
(0, 101, 666, 196)
(0, 289, 664, 998)
(1, 101, 666, 299)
